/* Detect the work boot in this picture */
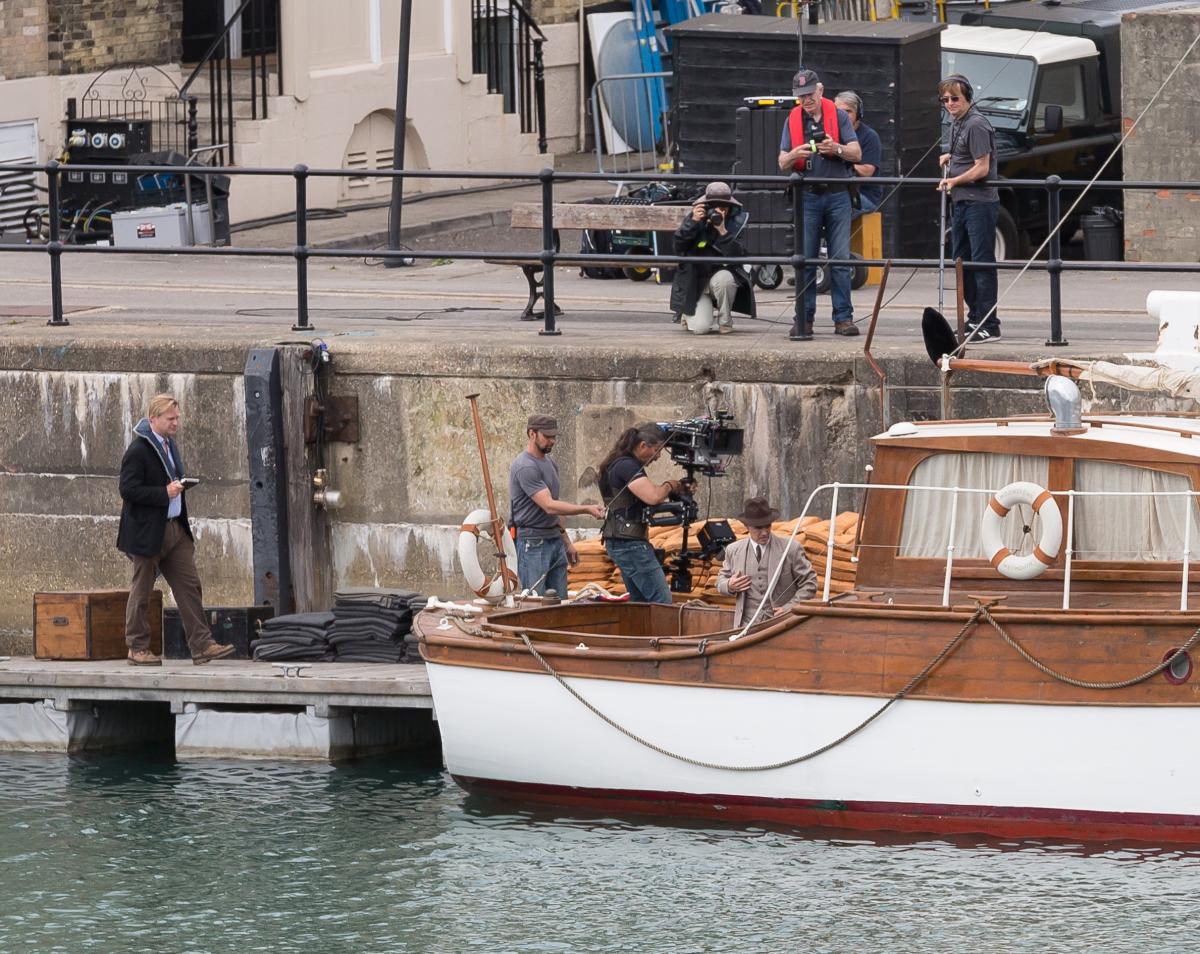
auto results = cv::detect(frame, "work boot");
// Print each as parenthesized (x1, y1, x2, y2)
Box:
(833, 321, 860, 337)
(192, 642, 236, 666)
(127, 649, 162, 667)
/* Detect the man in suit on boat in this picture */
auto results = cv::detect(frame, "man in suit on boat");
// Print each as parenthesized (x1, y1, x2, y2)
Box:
(717, 496, 817, 628)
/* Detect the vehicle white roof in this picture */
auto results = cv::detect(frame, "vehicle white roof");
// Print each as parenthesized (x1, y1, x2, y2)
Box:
(877, 416, 1200, 460)
(941, 24, 1099, 66)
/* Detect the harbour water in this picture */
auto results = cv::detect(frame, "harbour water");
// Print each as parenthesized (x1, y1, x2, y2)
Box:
(1, 751, 1198, 954)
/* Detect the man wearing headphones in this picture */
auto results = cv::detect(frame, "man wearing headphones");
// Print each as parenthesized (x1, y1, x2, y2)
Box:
(938, 73, 1000, 341)
(834, 91, 883, 217)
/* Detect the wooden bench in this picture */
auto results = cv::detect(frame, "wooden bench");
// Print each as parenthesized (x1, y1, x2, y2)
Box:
(499, 201, 689, 320)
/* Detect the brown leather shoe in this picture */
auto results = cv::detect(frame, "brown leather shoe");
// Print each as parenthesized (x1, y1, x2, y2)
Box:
(833, 321, 860, 337)
(127, 649, 162, 666)
(192, 642, 236, 666)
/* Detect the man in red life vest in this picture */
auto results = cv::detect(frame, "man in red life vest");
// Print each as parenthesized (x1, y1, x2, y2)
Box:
(777, 69, 862, 339)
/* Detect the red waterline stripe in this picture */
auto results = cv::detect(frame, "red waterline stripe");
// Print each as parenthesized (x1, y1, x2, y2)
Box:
(454, 776, 1200, 846)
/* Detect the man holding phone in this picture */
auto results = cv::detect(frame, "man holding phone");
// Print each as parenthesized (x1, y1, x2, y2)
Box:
(777, 69, 861, 339)
(117, 393, 233, 666)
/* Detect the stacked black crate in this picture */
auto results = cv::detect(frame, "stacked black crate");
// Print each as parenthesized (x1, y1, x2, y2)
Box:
(733, 104, 794, 273)
(666, 15, 944, 259)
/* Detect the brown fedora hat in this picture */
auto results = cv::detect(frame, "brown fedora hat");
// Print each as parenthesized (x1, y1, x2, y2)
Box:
(737, 496, 778, 528)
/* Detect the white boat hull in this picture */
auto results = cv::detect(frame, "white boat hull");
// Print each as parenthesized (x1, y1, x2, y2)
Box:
(427, 661, 1200, 841)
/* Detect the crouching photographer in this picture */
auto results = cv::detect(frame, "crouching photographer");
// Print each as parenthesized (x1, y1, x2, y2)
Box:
(597, 423, 695, 604)
(670, 182, 757, 336)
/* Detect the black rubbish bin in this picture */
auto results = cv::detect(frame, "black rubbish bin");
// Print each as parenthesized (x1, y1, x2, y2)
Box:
(1081, 206, 1123, 261)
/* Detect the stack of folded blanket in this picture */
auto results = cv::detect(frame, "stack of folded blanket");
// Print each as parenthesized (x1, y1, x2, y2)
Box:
(251, 611, 335, 661)
(328, 588, 423, 663)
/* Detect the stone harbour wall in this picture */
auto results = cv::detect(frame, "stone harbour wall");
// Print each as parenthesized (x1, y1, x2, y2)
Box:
(0, 336, 1161, 649)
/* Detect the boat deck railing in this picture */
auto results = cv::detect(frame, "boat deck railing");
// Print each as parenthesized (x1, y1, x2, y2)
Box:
(798, 481, 1200, 613)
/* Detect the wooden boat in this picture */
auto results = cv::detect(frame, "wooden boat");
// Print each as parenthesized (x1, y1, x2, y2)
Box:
(417, 376, 1200, 843)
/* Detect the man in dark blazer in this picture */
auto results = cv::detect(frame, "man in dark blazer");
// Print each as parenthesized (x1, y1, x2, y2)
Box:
(717, 496, 818, 628)
(118, 393, 233, 666)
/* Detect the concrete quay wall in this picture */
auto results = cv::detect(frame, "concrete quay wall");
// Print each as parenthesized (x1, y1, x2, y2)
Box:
(0, 336, 1157, 646)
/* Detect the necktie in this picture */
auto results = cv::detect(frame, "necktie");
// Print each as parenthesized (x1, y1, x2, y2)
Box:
(755, 544, 763, 564)
(162, 439, 176, 478)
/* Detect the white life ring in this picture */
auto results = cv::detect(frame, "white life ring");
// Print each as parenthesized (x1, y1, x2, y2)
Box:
(979, 481, 1062, 580)
(458, 508, 519, 598)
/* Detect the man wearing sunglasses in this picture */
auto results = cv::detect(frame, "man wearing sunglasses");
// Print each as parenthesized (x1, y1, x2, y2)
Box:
(937, 74, 1000, 341)
(778, 68, 862, 339)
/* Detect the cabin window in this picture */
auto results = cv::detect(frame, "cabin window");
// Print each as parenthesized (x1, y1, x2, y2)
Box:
(899, 452, 1049, 558)
(1072, 461, 1199, 562)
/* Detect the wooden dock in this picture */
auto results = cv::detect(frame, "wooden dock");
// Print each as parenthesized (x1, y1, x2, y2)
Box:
(0, 657, 436, 759)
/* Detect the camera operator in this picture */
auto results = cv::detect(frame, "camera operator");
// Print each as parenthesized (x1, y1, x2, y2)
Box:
(777, 69, 861, 339)
(669, 182, 756, 335)
(597, 423, 694, 604)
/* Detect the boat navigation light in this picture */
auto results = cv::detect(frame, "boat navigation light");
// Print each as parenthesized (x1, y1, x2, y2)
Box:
(1045, 375, 1086, 435)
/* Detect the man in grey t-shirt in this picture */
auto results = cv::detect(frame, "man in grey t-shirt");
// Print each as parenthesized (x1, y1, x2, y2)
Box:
(938, 73, 1001, 341)
(508, 413, 606, 598)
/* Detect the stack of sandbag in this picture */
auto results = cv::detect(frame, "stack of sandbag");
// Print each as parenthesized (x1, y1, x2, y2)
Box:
(251, 611, 335, 661)
(328, 587, 421, 663)
(569, 512, 861, 602)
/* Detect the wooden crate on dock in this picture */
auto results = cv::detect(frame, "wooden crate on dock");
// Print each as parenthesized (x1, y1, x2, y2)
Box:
(33, 590, 162, 660)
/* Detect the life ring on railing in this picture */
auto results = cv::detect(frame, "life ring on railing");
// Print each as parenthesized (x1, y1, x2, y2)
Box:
(458, 508, 519, 598)
(980, 481, 1062, 581)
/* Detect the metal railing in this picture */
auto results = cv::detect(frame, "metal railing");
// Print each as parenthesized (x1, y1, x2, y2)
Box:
(471, 0, 548, 153)
(798, 480, 1200, 611)
(3, 161, 1200, 341)
(179, 0, 282, 165)
(591, 72, 674, 178)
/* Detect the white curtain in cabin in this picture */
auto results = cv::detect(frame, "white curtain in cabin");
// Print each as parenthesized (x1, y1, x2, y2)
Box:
(1072, 461, 1200, 561)
(898, 453, 1050, 558)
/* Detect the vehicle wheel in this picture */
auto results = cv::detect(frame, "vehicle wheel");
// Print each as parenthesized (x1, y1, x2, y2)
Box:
(850, 252, 868, 290)
(753, 264, 784, 290)
(996, 206, 1020, 261)
(622, 246, 653, 282)
(815, 259, 831, 295)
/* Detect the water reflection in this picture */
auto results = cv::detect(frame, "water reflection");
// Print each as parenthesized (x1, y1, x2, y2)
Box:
(0, 753, 1195, 954)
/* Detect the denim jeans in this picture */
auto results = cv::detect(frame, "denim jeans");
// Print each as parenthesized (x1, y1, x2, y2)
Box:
(852, 193, 879, 218)
(803, 188, 853, 325)
(605, 538, 672, 604)
(950, 199, 999, 329)
(517, 535, 568, 597)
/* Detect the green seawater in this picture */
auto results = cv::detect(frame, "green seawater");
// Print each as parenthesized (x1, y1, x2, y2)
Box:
(0, 752, 1197, 954)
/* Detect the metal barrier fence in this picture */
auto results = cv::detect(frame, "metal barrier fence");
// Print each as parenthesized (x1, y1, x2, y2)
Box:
(2, 160, 1199, 341)
(591, 72, 673, 179)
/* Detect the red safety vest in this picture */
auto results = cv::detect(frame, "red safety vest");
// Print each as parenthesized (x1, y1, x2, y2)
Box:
(787, 98, 841, 171)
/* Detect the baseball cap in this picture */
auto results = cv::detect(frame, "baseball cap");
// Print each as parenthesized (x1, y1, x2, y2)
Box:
(792, 69, 820, 96)
(527, 413, 558, 436)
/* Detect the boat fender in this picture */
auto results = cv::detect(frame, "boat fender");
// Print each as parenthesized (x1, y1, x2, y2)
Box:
(980, 481, 1062, 581)
(458, 508, 519, 598)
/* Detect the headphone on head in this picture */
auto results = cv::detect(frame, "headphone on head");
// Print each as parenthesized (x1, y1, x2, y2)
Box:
(836, 90, 864, 122)
(943, 74, 974, 103)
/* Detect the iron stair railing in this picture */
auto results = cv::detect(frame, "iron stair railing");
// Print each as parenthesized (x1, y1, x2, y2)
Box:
(471, 0, 549, 153)
(179, 0, 282, 165)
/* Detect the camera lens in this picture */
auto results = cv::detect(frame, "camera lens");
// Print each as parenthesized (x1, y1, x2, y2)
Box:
(706, 208, 723, 226)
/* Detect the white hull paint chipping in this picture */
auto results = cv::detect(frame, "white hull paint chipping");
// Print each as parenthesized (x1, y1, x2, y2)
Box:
(427, 661, 1199, 818)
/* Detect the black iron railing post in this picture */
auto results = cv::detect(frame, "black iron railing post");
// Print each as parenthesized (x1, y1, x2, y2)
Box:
(533, 38, 548, 154)
(46, 160, 67, 327)
(1045, 175, 1067, 347)
(539, 168, 560, 336)
(292, 164, 311, 332)
(788, 172, 810, 341)
(186, 96, 199, 155)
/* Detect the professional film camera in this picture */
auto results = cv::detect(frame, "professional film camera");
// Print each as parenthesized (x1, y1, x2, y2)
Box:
(644, 412, 744, 592)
